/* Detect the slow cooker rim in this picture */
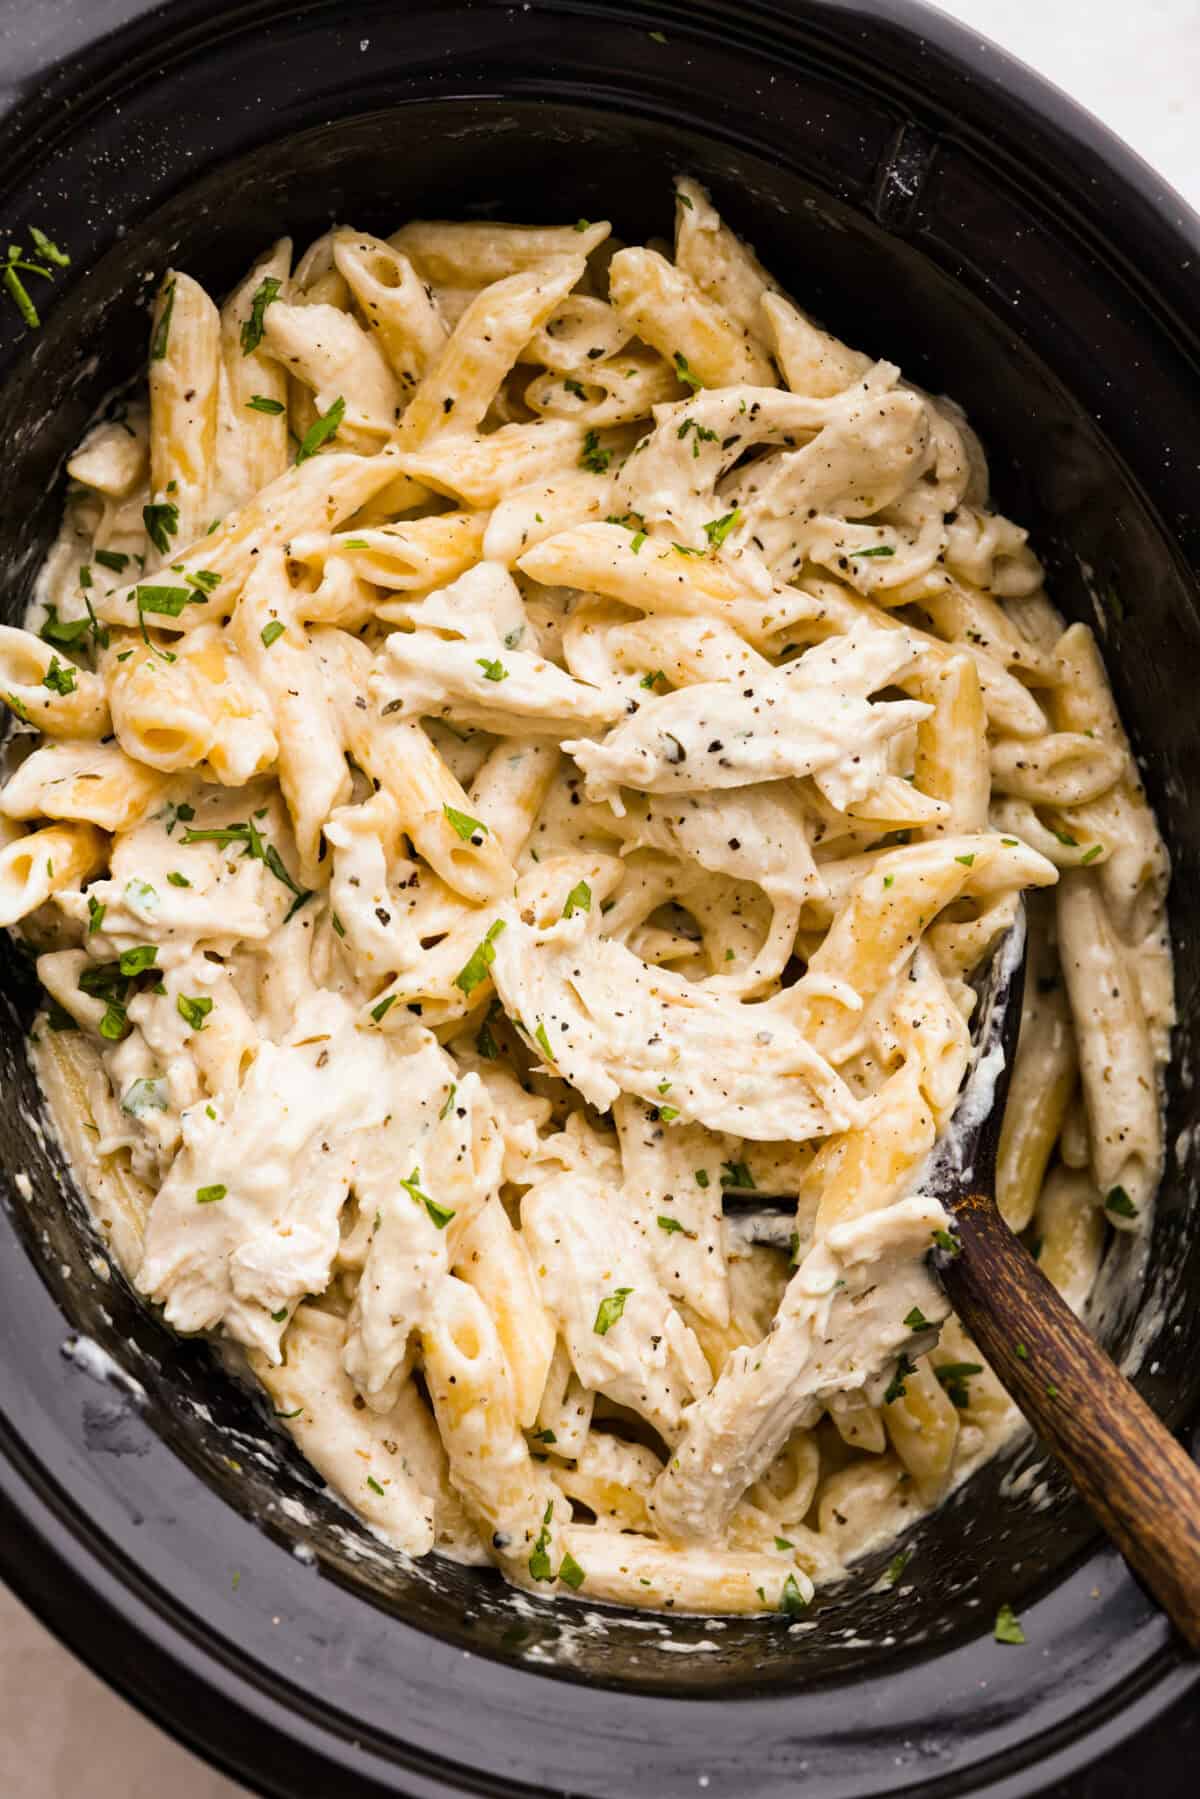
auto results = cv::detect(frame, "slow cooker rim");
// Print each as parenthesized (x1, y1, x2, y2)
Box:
(3, 1417, 1198, 1799)
(0, 2, 1198, 1796)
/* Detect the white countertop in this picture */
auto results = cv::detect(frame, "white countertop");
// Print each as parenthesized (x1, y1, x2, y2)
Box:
(933, 0, 1200, 211)
(3, 2, 1197, 1794)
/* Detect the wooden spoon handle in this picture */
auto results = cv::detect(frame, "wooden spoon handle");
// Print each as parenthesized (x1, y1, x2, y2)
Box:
(942, 1192, 1200, 1650)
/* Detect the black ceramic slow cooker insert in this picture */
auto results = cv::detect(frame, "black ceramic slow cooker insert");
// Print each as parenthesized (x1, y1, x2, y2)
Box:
(0, 2, 1197, 1794)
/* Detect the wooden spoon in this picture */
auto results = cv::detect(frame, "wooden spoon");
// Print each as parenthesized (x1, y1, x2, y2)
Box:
(723, 901, 1200, 1646)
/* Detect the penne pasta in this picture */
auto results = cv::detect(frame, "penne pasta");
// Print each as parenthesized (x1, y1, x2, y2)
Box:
(0, 821, 107, 925)
(148, 271, 221, 554)
(0, 625, 110, 739)
(8, 185, 1170, 1623)
(219, 238, 292, 503)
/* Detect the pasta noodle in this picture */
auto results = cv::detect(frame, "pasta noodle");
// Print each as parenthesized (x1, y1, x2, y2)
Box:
(6, 182, 1171, 1619)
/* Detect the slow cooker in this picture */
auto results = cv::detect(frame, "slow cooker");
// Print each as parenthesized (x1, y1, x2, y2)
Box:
(0, 2, 1197, 1793)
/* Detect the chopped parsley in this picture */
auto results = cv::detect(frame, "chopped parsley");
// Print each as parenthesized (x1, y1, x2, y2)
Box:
(1051, 826, 1078, 848)
(118, 944, 158, 977)
(150, 278, 176, 361)
(98, 1004, 127, 1042)
(673, 351, 703, 392)
(695, 1168, 710, 1188)
(579, 428, 611, 474)
(439, 1082, 457, 1121)
(676, 417, 718, 458)
(177, 993, 213, 1031)
(779, 1572, 808, 1615)
(904, 1306, 931, 1330)
(657, 1215, 697, 1239)
(295, 395, 345, 463)
(454, 918, 506, 996)
(883, 1549, 911, 1587)
(196, 1183, 227, 1204)
(366, 1475, 386, 1497)
(720, 1160, 755, 1190)
(400, 1165, 455, 1229)
(593, 1287, 633, 1335)
(260, 620, 286, 648)
(931, 1227, 960, 1256)
(29, 227, 70, 269)
(529, 1500, 554, 1581)
(954, 853, 976, 868)
(246, 394, 286, 414)
(476, 656, 508, 682)
(142, 501, 180, 555)
(658, 1104, 679, 1123)
(476, 1003, 501, 1059)
(935, 1361, 983, 1408)
(86, 896, 106, 935)
(39, 608, 91, 651)
(558, 1551, 586, 1590)
(994, 1603, 1025, 1645)
(2, 245, 52, 330)
(847, 544, 895, 559)
(562, 880, 591, 918)
(883, 1353, 916, 1406)
(703, 508, 741, 549)
(124, 878, 159, 913)
(530, 1427, 557, 1444)
(41, 656, 77, 696)
(1104, 1185, 1138, 1218)
(121, 1076, 168, 1117)
(240, 276, 282, 355)
(640, 669, 666, 690)
(270, 1307, 289, 1323)
(94, 548, 130, 573)
(78, 958, 135, 1034)
(178, 818, 310, 916)
(443, 803, 487, 843)
(533, 1019, 555, 1062)
(135, 581, 195, 620)
(371, 993, 397, 1024)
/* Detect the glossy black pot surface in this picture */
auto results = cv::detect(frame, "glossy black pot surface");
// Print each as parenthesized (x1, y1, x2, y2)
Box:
(0, 3, 1197, 1794)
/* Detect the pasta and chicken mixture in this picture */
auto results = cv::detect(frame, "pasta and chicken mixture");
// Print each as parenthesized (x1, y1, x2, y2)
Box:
(2, 183, 1172, 1616)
